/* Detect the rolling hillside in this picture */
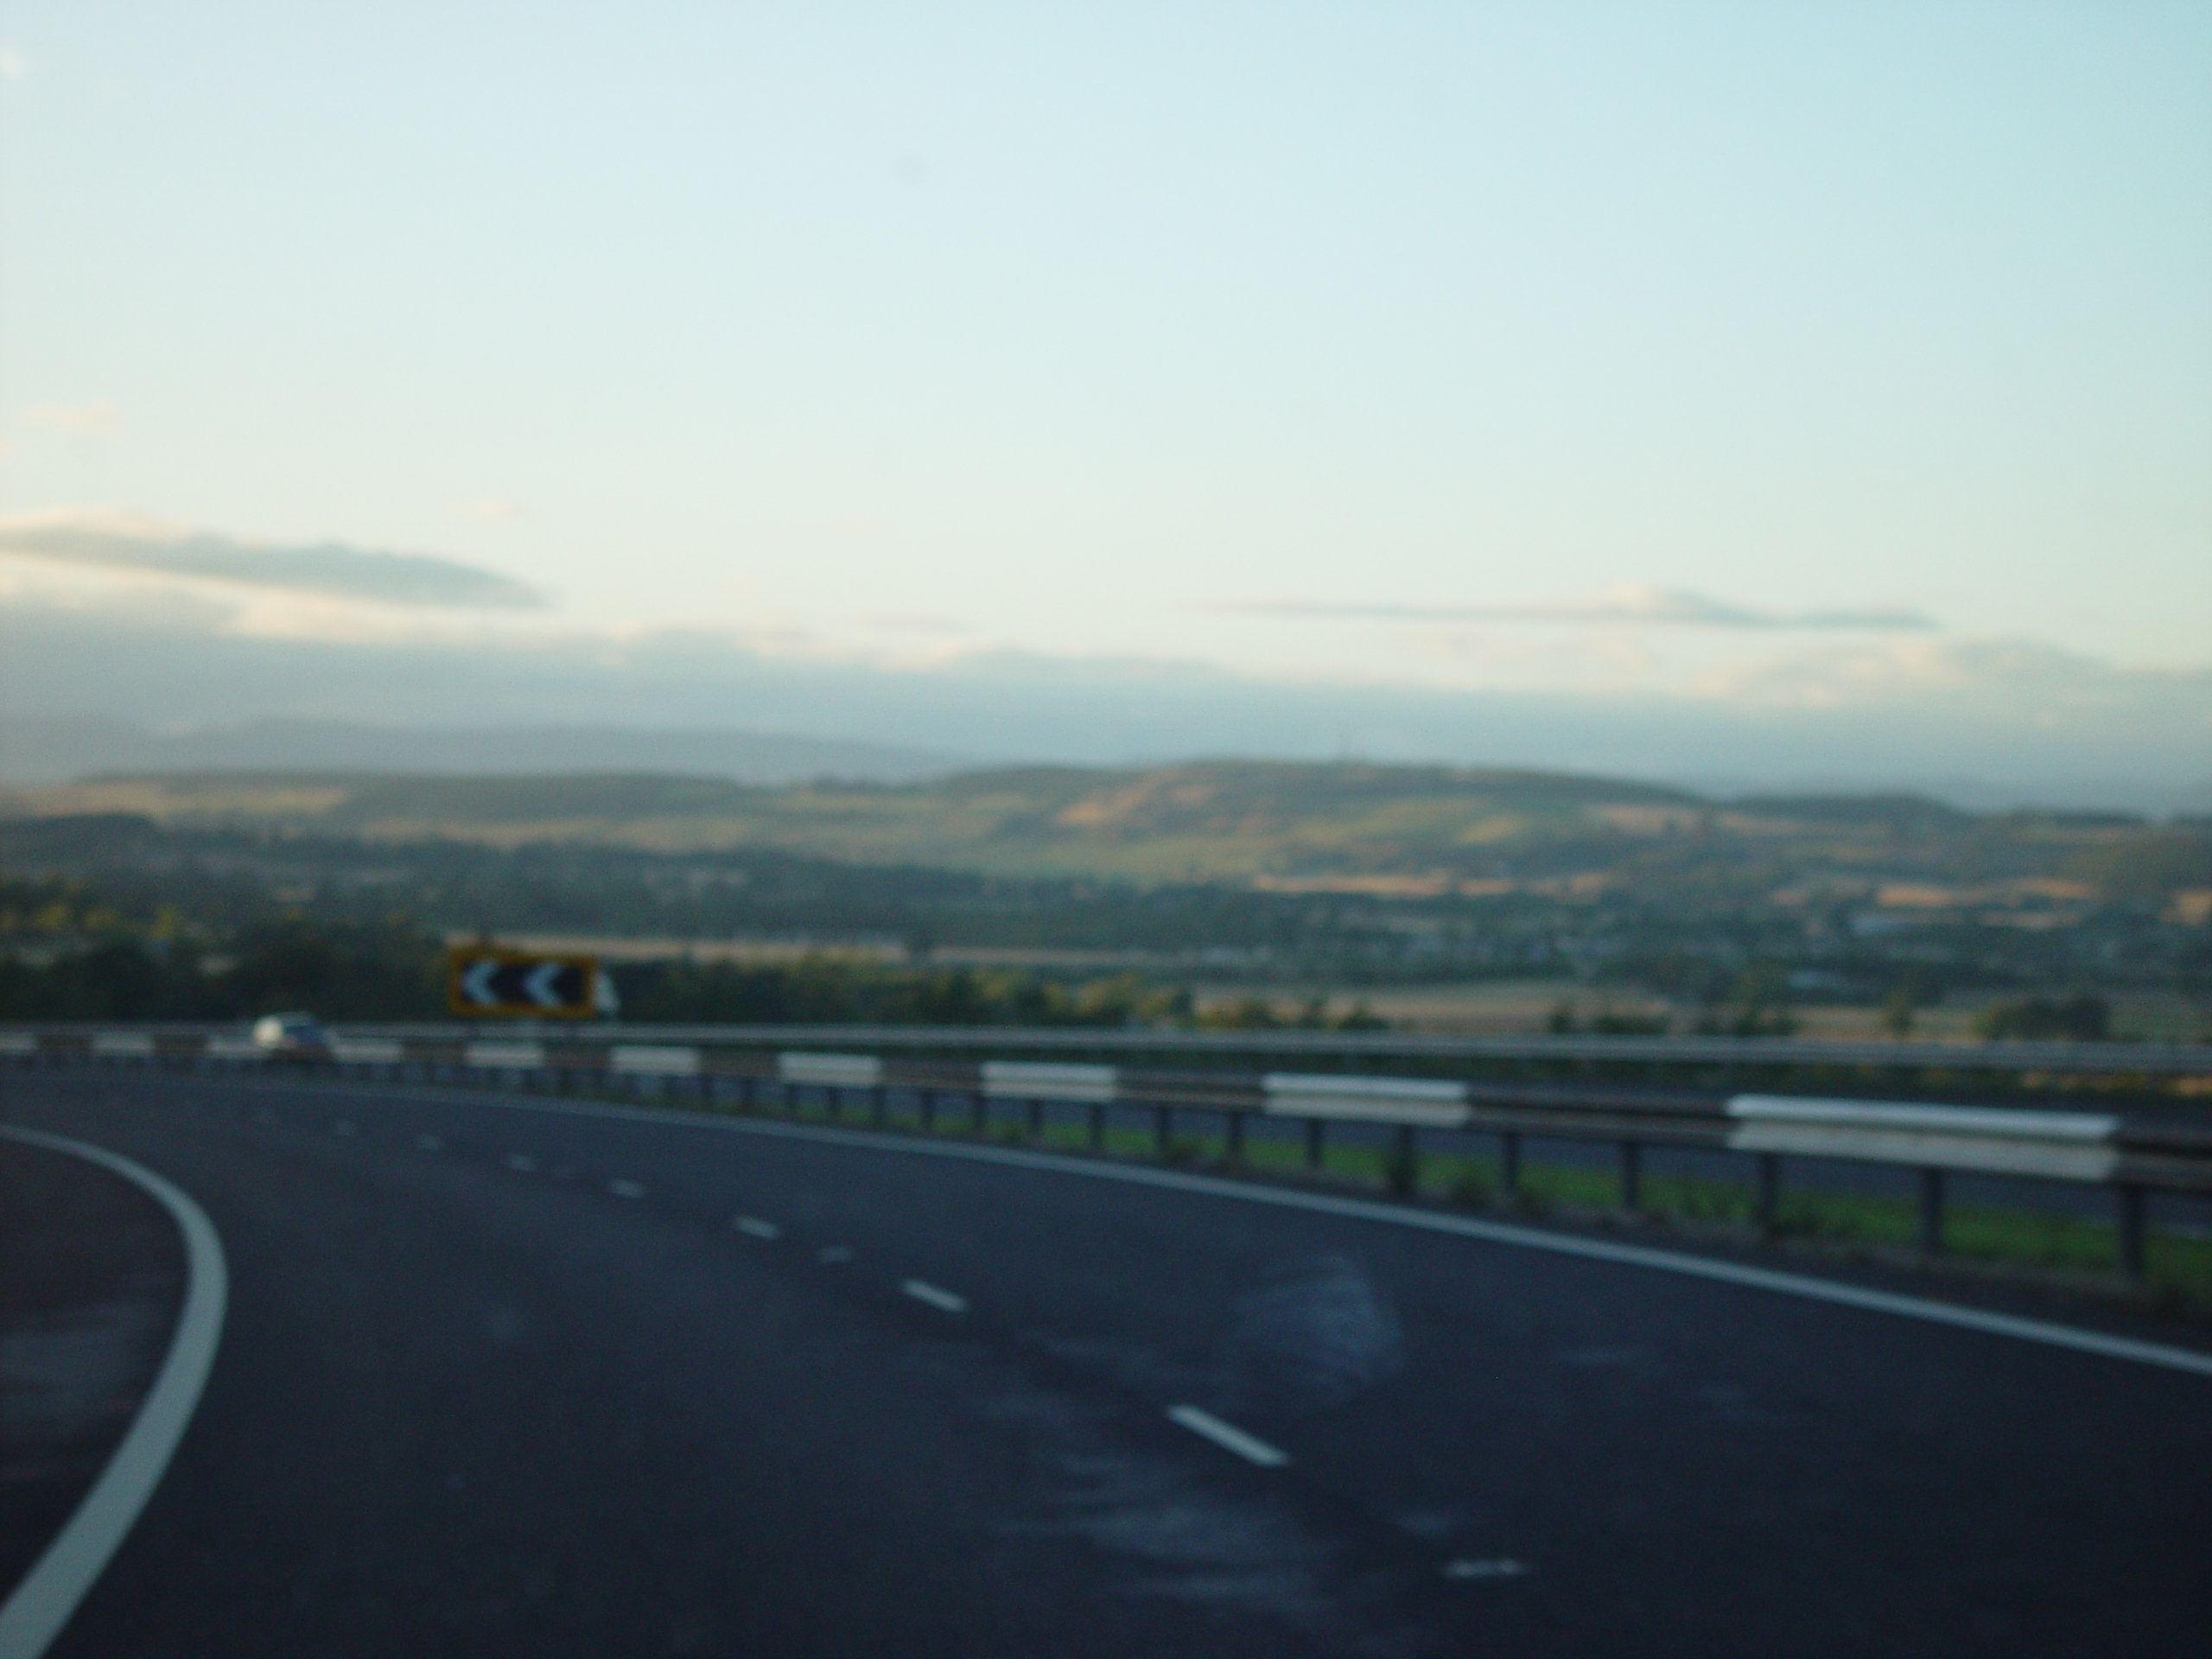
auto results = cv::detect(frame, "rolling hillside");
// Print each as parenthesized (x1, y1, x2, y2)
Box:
(3, 760, 1724, 880)
(10, 758, 2182, 906)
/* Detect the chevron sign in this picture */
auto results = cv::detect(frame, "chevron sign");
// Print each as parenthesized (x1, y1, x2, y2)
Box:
(446, 948, 600, 1019)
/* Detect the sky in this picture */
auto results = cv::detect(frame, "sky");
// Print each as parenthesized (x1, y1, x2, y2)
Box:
(2, 2, 2208, 800)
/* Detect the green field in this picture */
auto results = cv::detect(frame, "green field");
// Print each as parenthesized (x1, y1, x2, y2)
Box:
(663, 1081, 2212, 1312)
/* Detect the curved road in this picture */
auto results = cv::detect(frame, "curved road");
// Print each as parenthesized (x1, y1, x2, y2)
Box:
(6, 1071, 2209, 1657)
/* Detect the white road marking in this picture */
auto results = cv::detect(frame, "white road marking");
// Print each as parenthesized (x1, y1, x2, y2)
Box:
(0, 1128, 228, 1659)
(817, 1246, 853, 1263)
(199, 1075, 2212, 1382)
(733, 1217, 781, 1239)
(416, 1134, 442, 1151)
(682, 1116, 2212, 1381)
(1445, 1558, 1529, 1580)
(901, 1280, 969, 1313)
(1166, 1404, 1290, 1467)
(608, 1179, 645, 1199)
(505, 1153, 537, 1172)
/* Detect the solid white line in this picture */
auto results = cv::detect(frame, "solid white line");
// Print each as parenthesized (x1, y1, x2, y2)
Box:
(0, 1127, 228, 1659)
(608, 1179, 646, 1198)
(140, 1072, 2212, 1382)
(901, 1279, 969, 1313)
(733, 1216, 781, 1239)
(1166, 1404, 1290, 1467)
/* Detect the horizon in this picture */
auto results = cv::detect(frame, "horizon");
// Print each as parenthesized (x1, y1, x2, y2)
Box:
(3, 711, 2202, 820)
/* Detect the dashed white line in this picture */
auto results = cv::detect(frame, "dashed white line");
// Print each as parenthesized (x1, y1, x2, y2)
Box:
(1166, 1404, 1290, 1468)
(901, 1280, 969, 1314)
(1445, 1558, 1529, 1580)
(733, 1217, 781, 1239)
(415, 1134, 443, 1151)
(225, 1076, 2212, 1382)
(608, 1179, 646, 1199)
(505, 1153, 537, 1173)
(817, 1246, 853, 1264)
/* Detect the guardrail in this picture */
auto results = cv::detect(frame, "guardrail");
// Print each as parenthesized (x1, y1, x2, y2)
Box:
(11, 1020, 2211, 1079)
(10, 1023, 2210, 1287)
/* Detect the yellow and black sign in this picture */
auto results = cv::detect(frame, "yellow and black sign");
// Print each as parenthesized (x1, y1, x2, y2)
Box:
(447, 947, 600, 1019)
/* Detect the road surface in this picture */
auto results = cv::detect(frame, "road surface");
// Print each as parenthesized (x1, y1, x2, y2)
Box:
(5, 1071, 2209, 1656)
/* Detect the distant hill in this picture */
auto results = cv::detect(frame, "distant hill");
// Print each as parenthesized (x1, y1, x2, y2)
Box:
(6, 760, 2207, 946)
(0, 758, 1883, 881)
(1720, 793, 1971, 833)
(0, 715, 960, 787)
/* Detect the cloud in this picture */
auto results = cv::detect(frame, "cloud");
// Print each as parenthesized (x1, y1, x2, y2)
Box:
(1202, 583, 1936, 631)
(17, 403, 120, 435)
(1694, 635, 2209, 717)
(858, 612, 967, 633)
(0, 510, 543, 609)
(1, 584, 2202, 810)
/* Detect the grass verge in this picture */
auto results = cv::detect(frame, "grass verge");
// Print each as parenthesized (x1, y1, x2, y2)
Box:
(673, 1083, 2212, 1311)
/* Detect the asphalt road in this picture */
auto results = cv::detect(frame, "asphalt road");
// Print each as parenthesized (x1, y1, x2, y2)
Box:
(0, 1135, 186, 1606)
(5, 1071, 2209, 1658)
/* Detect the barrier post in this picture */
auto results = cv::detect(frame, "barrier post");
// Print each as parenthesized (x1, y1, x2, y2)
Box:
(1154, 1105, 1172, 1158)
(1499, 1129, 1521, 1198)
(1618, 1140, 1643, 1212)
(1754, 1152, 1781, 1238)
(1306, 1116, 1325, 1170)
(1918, 1167, 1945, 1255)
(1027, 1099, 1044, 1141)
(1388, 1123, 1418, 1198)
(1224, 1109, 1244, 1166)
(1089, 1102, 1106, 1151)
(2117, 1184, 2148, 1284)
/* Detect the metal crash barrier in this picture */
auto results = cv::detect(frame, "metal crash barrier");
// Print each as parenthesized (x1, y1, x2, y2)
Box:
(8, 1025, 2209, 1284)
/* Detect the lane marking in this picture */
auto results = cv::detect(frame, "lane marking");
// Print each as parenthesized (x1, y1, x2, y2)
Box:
(608, 1179, 645, 1199)
(415, 1134, 442, 1151)
(137, 1074, 2212, 1382)
(672, 1118, 2212, 1380)
(1166, 1404, 1290, 1467)
(0, 1128, 228, 1659)
(733, 1216, 781, 1239)
(817, 1246, 853, 1263)
(901, 1280, 969, 1313)
(505, 1153, 537, 1172)
(1445, 1558, 1529, 1580)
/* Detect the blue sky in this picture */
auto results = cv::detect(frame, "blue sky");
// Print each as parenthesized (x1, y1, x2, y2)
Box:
(1, 3, 2207, 796)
